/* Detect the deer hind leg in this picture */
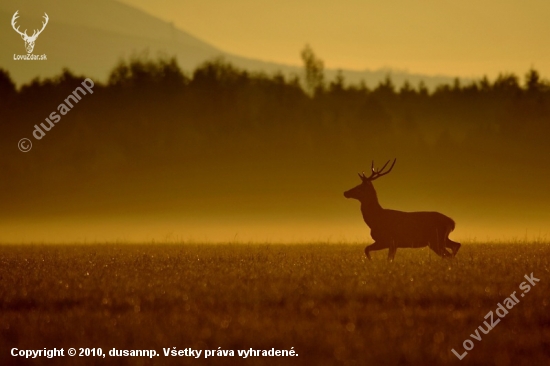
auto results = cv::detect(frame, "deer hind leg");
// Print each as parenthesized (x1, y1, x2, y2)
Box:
(446, 240, 461, 257)
(432, 230, 453, 259)
(364, 241, 389, 261)
(429, 243, 452, 258)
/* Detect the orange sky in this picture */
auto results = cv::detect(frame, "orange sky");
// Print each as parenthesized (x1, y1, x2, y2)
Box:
(120, 0, 550, 78)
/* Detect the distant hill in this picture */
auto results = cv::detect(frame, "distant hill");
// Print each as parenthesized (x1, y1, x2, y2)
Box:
(1, 0, 462, 88)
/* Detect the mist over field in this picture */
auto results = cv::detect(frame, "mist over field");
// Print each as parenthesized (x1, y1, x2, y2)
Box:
(1, 50, 549, 243)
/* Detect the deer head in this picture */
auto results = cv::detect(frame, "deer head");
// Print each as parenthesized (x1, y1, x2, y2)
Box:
(12, 11, 49, 54)
(344, 159, 396, 202)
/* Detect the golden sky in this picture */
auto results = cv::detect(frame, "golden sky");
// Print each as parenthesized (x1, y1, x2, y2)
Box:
(120, 0, 550, 78)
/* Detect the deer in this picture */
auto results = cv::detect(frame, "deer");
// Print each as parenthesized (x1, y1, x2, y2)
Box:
(344, 159, 461, 261)
(11, 11, 49, 54)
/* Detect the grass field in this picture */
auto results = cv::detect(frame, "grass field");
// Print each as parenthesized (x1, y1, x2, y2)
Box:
(0, 243, 548, 365)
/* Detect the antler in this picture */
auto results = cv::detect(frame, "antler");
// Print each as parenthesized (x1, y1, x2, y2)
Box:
(358, 159, 396, 182)
(11, 11, 48, 40)
(31, 13, 49, 39)
(11, 11, 27, 38)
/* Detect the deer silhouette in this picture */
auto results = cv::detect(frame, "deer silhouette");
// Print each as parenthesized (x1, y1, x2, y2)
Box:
(344, 159, 460, 261)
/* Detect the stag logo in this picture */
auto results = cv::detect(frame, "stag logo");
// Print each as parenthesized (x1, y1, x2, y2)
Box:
(11, 10, 49, 54)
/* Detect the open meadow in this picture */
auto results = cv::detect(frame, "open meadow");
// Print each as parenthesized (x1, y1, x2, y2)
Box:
(0, 243, 548, 365)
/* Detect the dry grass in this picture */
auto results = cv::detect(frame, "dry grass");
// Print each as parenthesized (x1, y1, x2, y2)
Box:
(0, 243, 549, 365)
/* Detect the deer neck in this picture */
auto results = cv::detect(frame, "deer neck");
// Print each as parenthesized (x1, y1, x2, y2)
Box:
(360, 200, 383, 227)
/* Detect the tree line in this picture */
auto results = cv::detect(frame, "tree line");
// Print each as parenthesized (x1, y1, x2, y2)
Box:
(1, 47, 549, 217)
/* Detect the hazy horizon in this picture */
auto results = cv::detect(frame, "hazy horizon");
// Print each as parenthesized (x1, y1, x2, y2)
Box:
(2, 0, 549, 86)
(120, 0, 550, 79)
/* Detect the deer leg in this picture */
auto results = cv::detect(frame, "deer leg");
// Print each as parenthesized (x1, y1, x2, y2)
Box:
(431, 231, 453, 259)
(446, 240, 461, 257)
(364, 241, 389, 261)
(388, 246, 397, 262)
(428, 245, 443, 258)
(429, 244, 452, 258)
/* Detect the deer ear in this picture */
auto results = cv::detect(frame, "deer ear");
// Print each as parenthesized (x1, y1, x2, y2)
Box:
(358, 172, 365, 182)
(20, 34, 26, 40)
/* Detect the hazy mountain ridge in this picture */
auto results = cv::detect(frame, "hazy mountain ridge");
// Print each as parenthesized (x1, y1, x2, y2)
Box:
(1, 0, 462, 87)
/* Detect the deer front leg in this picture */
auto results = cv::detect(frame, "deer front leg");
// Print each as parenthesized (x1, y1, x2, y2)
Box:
(446, 240, 461, 257)
(365, 241, 389, 260)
